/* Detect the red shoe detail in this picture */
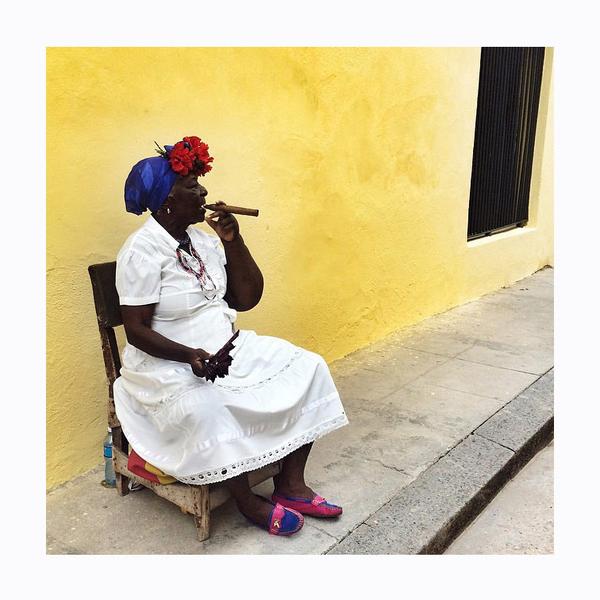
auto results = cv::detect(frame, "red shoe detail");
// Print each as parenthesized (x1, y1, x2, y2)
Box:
(272, 492, 343, 518)
(242, 500, 304, 536)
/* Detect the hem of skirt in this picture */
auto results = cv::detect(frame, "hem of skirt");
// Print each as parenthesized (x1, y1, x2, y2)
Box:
(173, 412, 349, 485)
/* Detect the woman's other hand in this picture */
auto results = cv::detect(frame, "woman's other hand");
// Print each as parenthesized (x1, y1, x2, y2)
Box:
(188, 348, 212, 377)
(205, 201, 240, 242)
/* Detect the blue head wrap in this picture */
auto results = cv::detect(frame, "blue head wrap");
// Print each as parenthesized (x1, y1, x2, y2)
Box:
(124, 146, 177, 215)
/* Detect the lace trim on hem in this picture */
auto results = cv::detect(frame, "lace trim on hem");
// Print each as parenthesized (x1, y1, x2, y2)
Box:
(173, 413, 349, 485)
(212, 348, 303, 392)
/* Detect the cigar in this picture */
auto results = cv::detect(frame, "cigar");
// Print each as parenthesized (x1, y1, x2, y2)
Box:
(203, 203, 259, 217)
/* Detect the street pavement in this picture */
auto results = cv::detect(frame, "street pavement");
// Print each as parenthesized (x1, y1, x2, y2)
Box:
(47, 266, 554, 554)
(445, 441, 554, 554)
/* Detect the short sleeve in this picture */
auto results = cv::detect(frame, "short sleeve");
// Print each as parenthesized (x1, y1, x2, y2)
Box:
(116, 249, 161, 305)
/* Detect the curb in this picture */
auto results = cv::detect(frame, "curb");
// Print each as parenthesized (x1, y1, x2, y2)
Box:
(328, 369, 554, 555)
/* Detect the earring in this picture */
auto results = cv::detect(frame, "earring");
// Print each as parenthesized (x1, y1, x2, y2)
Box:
(166, 207, 171, 215)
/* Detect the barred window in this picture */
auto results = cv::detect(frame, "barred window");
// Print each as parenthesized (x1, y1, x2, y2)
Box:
(467, 47, 545, 240)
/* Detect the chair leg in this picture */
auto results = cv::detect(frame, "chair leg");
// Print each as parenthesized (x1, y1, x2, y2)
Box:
(191, 485, 211, 542)
(115, 472, 130, 497)
(111, 425, 130, 496)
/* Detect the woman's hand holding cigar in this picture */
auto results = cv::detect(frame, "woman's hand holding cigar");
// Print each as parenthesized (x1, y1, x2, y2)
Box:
(204, 201, 242, 242)
(204, 201, 258, 241)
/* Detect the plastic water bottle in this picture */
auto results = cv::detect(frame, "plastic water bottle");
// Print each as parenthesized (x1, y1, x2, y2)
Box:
(102, 427, 116, 488)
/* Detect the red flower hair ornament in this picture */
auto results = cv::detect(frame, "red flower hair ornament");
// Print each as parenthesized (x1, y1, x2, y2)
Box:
(154, 135, 214, 177)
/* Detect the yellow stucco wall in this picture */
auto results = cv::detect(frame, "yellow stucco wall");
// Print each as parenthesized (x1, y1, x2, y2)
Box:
(47, 47, 553, 489)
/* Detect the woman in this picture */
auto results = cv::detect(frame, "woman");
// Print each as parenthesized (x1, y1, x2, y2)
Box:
(114, 136, 348, 536)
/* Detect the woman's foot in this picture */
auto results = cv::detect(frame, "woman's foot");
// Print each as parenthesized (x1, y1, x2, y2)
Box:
(272, 474, 342, 518)
(236, 494, 275, 525)
(272, 491, 343, 518)
(236, 493, 304, 535)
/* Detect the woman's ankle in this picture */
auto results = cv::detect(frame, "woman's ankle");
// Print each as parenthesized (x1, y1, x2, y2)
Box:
(273, 480, 313, 498)
(235, 494, 273, 522)
(239, 490, 275, 508)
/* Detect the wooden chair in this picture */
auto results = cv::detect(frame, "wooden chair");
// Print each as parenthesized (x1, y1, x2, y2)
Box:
(88, 261, 280, 541)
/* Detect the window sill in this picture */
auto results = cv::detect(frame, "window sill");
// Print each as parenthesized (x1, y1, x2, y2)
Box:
(467, 224, 537, 248)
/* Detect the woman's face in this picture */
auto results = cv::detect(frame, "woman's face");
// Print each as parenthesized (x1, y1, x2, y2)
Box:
(168, 174, 208, 224)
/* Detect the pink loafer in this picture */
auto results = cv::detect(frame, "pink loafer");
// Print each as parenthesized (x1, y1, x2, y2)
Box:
(271, 492, 343, 518)
(241, 500, 304, 536)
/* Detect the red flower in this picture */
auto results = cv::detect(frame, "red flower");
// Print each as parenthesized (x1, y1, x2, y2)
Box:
(169, 141, 194, 176)
(183, 136, 202, 149)
(160, 135, 215, 177)
(183, 135, 214, 176)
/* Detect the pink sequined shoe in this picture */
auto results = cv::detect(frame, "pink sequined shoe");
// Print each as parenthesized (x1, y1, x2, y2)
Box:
(271, 492, 343, 518)
(241, 500, 304, 536)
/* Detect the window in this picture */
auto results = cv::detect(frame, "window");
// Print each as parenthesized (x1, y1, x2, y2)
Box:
(467, 47, 545, 240)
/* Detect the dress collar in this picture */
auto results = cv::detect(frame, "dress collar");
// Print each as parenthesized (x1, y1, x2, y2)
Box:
(143, 215, 192, 251)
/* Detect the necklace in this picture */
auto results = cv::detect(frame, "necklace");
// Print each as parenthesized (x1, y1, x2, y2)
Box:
(176, 240, 218, 300)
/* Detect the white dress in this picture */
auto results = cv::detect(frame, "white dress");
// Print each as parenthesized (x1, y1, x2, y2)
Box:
(113, 216, 348, 485)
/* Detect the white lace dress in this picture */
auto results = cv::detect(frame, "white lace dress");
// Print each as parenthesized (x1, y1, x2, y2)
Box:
(113, 216, 348, 484)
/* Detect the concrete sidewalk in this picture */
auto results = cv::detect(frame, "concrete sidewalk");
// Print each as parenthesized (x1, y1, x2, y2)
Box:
(47, 267, 553, 554)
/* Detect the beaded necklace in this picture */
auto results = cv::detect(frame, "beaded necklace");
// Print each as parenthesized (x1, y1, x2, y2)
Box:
(176, 238, 218, 300)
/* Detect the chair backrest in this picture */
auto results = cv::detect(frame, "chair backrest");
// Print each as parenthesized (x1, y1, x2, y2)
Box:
(88, 261, 122, 427)
(88, 262, 122, 328)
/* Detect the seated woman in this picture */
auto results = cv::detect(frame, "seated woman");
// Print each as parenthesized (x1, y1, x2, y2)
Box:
(114, 135, 348, 536)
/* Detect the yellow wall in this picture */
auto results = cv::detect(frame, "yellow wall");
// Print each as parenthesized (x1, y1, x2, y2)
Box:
(47, 47, 553, 489)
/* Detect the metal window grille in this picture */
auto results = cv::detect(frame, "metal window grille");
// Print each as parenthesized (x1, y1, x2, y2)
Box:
(467, 47, 545, 240)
